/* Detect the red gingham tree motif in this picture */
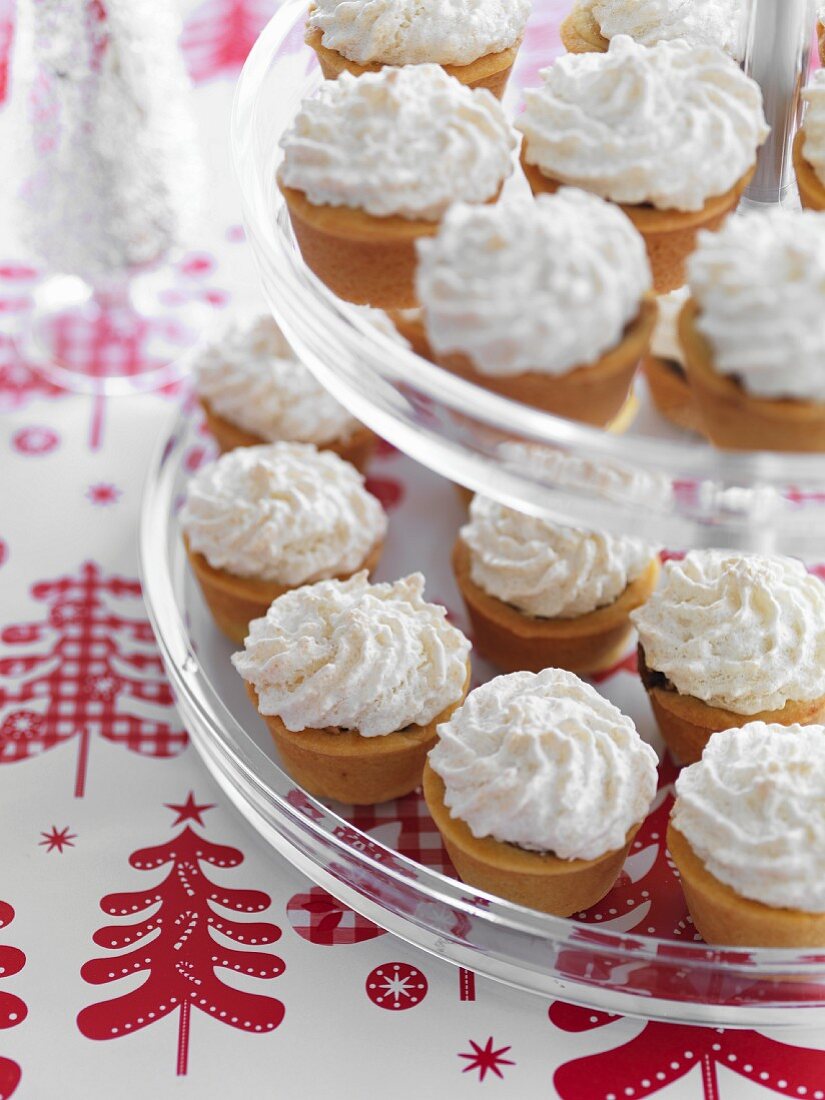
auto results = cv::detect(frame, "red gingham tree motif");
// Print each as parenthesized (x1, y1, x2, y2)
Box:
(0, 561, 187, 797)
(77, 797, 285, 1076)
(0, 901, 26, 1100)
(181, 0, 277, 84)
(550, 1003, 825, 1100)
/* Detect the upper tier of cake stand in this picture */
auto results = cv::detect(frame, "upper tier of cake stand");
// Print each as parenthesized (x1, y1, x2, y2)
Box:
(231, 0, 825, 557)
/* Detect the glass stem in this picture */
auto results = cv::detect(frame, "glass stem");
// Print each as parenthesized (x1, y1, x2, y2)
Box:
(743, 0, 815, 205)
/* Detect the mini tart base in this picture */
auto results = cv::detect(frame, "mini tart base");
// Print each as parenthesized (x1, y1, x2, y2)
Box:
(641, 355, 706, 435)
(198, 397, 377, 472)
(278, 175, 441, 309)
(793, 130, 825, 212)
(453, 538, 660, 674)
(247, 664, 470, 805)
(667, 824, 825, 948)
(679, 297, 825, 452)
(423, 763, 639, 916)
(184, 534, 383, 644)
(388, 309, 643, 432)
(431, 297, 656, 426)
(520, 146, 753, 295)
(305, 25, 519, 100)
(559, 8, 609, 53)
(638, 645, 825, 765)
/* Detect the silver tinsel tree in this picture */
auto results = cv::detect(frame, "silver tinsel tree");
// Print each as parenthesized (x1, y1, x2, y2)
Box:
(13, 0, 203, 283)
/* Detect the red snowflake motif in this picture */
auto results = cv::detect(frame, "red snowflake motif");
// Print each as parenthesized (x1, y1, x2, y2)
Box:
(0, 561, 187, 796)
(0, 541, 6, 568)
(0, 711, 44, 746)
(0, 899, 26, 1099)
(86, 483, 121, 506)
(364, 476, 405, 511)
(78, 803, 285, 1076)
(181, 0, 278, 83)
(549, 1003, 825, 1100)
(11, 425, 60, 456)
(39, 825, 76, 853)
(459, 1037, 515, 1082)
(365, 962, 427, 1010)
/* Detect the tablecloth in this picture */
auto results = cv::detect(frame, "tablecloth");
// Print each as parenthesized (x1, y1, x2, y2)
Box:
(1, 2, 825, 1097)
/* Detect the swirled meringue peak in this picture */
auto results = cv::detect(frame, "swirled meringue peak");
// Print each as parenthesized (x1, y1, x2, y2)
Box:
(180, 443, 386, 583)
(688, 209, 825, 402)
(279, 65, 516, 220)
(194, 312, 359, 445)
(518, 36, 768, 211)
(307, 0, 531, 67)
(631, 550, 825, 714)
(232, 572, 471, 736)
(429, 668, 658, 859)
(415, 191, 651, 376)
(673, 723, 825, 912)
(461, 495, 655, 618)
(803, 69, 825, 188)
(587, 0, 745, 58)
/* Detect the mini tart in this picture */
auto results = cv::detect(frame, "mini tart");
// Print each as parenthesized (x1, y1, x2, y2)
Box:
(638, 645, 825, 765)
(423, 763, 639, 915)
(248, 662, 470, 804)
(667, 823, 825, 948)
(198, 396, 377, 471)
(184, 533, 383, 645)
(521, 145, 754, 294)
(559, 6, 609, 53)
(793, 129, 825, 213)
(279, 177, 501, 309)
(433, 296, 656, 425)
(304, 24, 520, 100)
(641, 354, 706, 434)
(453, 538, 660, 674)
(679, 296, 825, 452)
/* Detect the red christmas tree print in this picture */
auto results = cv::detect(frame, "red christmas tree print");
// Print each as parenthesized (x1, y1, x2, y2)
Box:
(550, 1003, 825, 1100)
(0, 901, 26, 1100)
(181, 0, 278, 84)
(77, 796, 285, 1075)
(0, 561, 187, 796)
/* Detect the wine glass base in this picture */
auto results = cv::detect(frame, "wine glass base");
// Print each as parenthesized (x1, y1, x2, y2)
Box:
(14, 266, 213, 396)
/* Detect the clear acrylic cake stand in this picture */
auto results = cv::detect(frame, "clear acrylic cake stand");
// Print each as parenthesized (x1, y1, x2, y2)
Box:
(135, 0, 825, 1028)
(231, 0, 825, 558)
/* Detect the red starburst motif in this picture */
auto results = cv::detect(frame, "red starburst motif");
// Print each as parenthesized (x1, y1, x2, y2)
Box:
(459, 1037, 515, 1082)
(86, 483, 121, 506)
(365, 962, 428, 1010)
(164, 791, 216, 827)
(39, 826, 76, 853)
(11, 425, 60, 456)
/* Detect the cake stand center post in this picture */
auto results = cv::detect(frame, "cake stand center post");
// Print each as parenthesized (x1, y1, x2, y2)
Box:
(743, 0, 815, 205)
